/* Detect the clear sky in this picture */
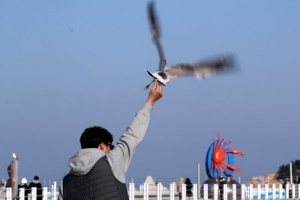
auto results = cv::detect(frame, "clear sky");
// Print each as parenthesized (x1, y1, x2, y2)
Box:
(1, 1, 300, 185)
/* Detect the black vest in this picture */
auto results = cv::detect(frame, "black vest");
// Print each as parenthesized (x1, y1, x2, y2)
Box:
(63, 156, 129, 200)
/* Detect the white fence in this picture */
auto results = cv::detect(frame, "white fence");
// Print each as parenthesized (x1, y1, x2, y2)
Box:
(1, 182, 58, 200)
(2, 182, 300, 200)
(127, 183, 300, 200)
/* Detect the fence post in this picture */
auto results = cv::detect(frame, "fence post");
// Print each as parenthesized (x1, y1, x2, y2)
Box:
(157, 182, 162, 200)
(286, 183, 289, 199)
(213, 184, 218, 200)
(272, 184, 275, 199)
(241, 184, 245, 200)
(52, 181, 57, 200)
(143, 183, 148, 200)
(279, 184, 282, 199)
(129, 183, 134, 200)
(182, 184, 186, 200)
(42, 187, 48, 200)
(292, 184, 295, 199)
(193, 184, 197, 200)
(6, 187, 12, 200)
(169, 183, 174, 200)
(31, 187, 37, 200)
(265, 184, 268, 200)
(298, 184, 300, 199)
(203, 184, 208, 200)
(232, 184, 236, 200)
(257, 184, 261, 199)
(19, 188, 25, 200)
(249, 184, 253, 200)
(223, 184, 227, 200)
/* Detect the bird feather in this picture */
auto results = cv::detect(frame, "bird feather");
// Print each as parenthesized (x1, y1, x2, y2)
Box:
(164, 55, 236, 82)
(148, 2, 166, 71)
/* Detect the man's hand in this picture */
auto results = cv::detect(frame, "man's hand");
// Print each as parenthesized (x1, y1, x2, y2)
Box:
(147, 81, 163, 105)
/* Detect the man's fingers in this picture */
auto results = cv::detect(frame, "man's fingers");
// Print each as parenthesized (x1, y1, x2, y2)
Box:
(157, 83, 162, 91)
(158, 83, 162, 91)
(153, 81, 158, 89)
(152, 83, 156, 90)
(151, 81, 162, 91)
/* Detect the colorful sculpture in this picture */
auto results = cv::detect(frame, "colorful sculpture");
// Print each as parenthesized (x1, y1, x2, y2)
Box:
(206, 132, 244, 178)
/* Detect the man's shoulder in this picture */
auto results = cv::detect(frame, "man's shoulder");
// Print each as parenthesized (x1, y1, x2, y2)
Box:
(29, 182, 42, 188)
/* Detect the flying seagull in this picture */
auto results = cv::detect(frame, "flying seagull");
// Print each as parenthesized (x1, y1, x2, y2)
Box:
(144, 2, 237, 90)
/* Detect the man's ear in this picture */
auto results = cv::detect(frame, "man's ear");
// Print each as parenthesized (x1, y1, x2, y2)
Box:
(98, 143, 105, 150)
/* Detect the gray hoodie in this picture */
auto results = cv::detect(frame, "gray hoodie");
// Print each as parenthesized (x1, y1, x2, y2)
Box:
(59, 102, 153, 199)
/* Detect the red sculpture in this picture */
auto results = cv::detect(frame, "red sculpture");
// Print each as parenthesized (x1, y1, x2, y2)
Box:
(207, 132, 244, 178)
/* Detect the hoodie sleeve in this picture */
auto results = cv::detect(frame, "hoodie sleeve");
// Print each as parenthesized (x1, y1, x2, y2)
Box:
(106, 102, 153, 183)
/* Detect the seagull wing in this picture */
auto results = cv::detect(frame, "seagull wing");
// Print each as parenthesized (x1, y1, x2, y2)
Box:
(148, 2, 166, 71)
(164, 55, 237, 81)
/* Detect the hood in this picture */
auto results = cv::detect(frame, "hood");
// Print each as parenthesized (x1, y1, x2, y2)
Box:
(178, 177, 185, 184)
(69, 148, 105, 175)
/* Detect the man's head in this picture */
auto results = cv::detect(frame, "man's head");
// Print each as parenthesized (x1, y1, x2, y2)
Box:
(80, 126, 114, 154)
(21, 178, 27, 184)
(220, 176, 225, 182)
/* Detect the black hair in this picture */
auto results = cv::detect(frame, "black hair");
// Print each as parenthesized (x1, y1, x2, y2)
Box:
(80, 126, 113, 149)
(185, 178, 192, 185)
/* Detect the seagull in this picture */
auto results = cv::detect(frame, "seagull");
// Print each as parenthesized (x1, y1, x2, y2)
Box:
(144, 2, 237, 90)
(12, 153, 18, 160)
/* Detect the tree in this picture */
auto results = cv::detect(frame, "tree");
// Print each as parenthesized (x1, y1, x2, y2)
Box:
(277, 160, 300, 181)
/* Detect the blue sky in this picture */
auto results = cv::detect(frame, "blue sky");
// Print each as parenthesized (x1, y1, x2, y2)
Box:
(1, 1, 300, 185)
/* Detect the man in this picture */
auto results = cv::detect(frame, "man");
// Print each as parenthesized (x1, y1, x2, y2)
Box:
(219, 176, 226, 200)
(177, 177, 185, 200)
(29, 176, 43, 200)
(18, 178, 30, 200)
(59, 82, 163, 200)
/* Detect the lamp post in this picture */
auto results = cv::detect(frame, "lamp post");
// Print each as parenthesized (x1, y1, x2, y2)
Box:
(290, 162, 292, 184)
